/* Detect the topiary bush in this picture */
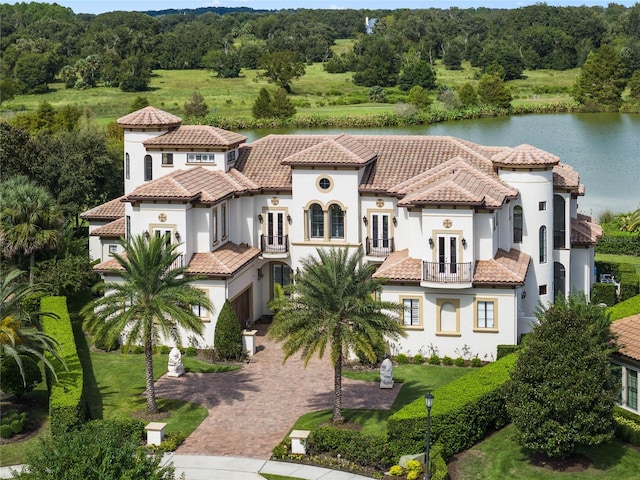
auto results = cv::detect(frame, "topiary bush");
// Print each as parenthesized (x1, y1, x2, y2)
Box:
(396, 353, 409, 365)
(0, 355, 42, 399)
(10, 420, 23, 434)
(413, 354, 424, 364)
(0, 425, 12, 439)
(214, 300, 243, 360)
(454, 357, 466, 367)
(442, 356, 453, 366)
(428, 354, 440, 365)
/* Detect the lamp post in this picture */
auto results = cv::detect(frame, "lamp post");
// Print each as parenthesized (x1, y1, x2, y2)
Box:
(424, 392, 434, 480)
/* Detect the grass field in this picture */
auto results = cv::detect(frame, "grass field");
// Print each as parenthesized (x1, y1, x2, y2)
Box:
(450, 424, 640, 480)
(0, 60, 579, 126)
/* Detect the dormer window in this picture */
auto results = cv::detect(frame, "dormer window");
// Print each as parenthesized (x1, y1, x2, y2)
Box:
(188, 153, 216, 164)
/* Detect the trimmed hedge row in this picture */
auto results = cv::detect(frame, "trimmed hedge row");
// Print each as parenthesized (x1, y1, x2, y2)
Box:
(613, 407, 640, 446)
(608, 295, 640, 321)
(596, 235, 640, 256)
(388, 354, 517, 459)
(592, 283, 617, 306)
(619, 272, 640, 302)
(496, 344, 522, 360)
(41, 296, 86, 435)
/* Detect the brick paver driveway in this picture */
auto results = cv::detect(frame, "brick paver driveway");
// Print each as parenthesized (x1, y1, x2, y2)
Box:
(153, 323, 400, 459)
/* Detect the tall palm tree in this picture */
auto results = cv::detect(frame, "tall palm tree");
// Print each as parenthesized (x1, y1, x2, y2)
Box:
(82, 233, 213, 414)
(0, 268, 64, 386)
(0, 176, 64, 285)
(268, 247, 405, 424)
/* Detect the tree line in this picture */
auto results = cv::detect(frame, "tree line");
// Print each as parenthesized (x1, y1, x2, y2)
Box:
(1, 2, 639, 102)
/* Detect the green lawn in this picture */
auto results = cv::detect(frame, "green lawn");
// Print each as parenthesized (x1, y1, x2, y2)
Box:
(451, 424, 640, 480)
(290, 364, 471, 437)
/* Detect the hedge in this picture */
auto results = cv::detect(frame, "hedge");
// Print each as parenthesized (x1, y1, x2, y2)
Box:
(596, 235, 640, 256)
(613, 406, 640, 446)
(388, 354, 517, 459)
(496, 344, 521, 360)
(607, 295, 640, 321)
(40, 296, 86, 435)
(619, 272, 639, 302)
(591, 283, 617, 306)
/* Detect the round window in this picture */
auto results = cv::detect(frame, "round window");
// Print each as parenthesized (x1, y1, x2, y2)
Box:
(319, 178, 331, 190)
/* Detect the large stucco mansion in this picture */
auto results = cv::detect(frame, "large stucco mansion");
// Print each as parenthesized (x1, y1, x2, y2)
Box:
(82, 106, 601, 359)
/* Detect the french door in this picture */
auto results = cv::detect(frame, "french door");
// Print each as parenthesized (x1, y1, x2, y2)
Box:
(266, 212, 285, 247)
(371, 213, 390, 249)
(437, 234, 458, 277)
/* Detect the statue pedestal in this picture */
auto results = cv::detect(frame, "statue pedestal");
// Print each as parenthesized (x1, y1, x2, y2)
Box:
(167, 364, 185, 377)
(242, 329, 258, 356)
(380, 379, 394, 389)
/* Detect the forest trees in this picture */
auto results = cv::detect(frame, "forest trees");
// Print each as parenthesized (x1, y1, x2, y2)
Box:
(573, 45, 629, 110)
(506, 294, 618, 459)
(257, 51, 306, 93)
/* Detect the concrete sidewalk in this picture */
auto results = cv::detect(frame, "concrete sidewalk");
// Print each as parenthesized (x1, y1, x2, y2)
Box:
(0, 455, 376, 480)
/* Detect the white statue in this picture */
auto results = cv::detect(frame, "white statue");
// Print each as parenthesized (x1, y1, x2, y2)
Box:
(167, 347, 185, 377)
(380, 357, 394, 389)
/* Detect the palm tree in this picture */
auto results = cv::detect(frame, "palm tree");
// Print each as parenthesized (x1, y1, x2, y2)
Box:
(268, 247, 405, 424)
(626, 205, 640, 233)
(0, 269, 64, 386)
(82, 233, 213, 414)
(0, 176, 64, 285)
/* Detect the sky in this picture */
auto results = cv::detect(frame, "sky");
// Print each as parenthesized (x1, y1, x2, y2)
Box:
(8, 0, 639, 14)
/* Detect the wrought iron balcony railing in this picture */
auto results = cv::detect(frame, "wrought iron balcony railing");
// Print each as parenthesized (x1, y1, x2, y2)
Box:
(261, 234, 289, 254)
(422, 261, 472, 283)
(365, 237, 395, 257)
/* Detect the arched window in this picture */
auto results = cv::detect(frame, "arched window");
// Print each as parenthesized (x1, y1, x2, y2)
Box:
(553, 195, 566, 249)
(144, 154, 153, 181)
(329, 203, 344, 239)
(513, 205, 523, 243)
(125, 153, 130, 180)
(309, 203, 324, 239)
(539, 226, 547, 263)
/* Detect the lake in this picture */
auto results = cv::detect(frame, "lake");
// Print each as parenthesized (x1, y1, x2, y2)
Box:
(243, 113, 640, 216)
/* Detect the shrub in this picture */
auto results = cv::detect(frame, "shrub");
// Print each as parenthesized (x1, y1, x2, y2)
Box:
(413, 354, 425, 364)
(389, 465, 404, 476)
(470, 357, 482, 367)
(160, 345, 171, 355)
(214, 300, 243, 360)
(619, 272, 639, 302)
(428, 354, 440, 365)
(614, 410, 640, 446)
(0, 355, 42, 399)
(93, 333, 119, 352)
(497, 344, 522, 360)
(396, 353, 409, 365)
(608, 294, 640, 321)
(0, 425, 12, 439)
(13, 419, 173, 480)
(591, 283, 617, 306)
(10, 420, 23, 434)
(442, 356, 453, 366)
(454, 357, 466, 367)
(388, 354, 517, 459)
(185, 346, 197, 357)
(149, 431, 187, 453)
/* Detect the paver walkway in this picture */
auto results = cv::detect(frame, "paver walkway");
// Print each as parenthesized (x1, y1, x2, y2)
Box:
(154, 322, 400, 459)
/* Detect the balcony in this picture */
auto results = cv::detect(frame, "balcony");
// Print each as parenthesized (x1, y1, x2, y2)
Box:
(167, 254, 184, 272)
(422, 261, 472, 284)
(261, 234, 289, 256)
(365, 237, 395, 258)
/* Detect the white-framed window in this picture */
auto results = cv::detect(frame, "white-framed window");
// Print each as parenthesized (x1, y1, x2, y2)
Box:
(125, 153, 130, 179)
(212, 207, 218, 245)
(476, 300, 495, 329)
(402, 298, 421, 327)
(188, 153, 216, 164)
(192, 303, 208, 318)
(309, 203, 324, 239)
(628, 369, 638, 410)
(144, 155, 153, 181)
(162, 153, 174, 166)
(329, 203, 345, 239)
(221, 203, 227, 239)
(108, 245, 117, 256)
(513, 206, 523, 243)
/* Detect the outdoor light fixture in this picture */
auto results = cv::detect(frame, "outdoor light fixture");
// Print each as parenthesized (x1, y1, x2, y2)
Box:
(143, 230, 150, 239)
(362, 216, 368, 226)
(462, 238, 467, 248)
(428, 237, 434, 248)
(521, 290, 527, 299)
(425, 392, 434, 480)
(258, 214, 263, 224)
(175, 231, 181, 243)
(287, 214, 292, 225)
(393, 216, 398, 227)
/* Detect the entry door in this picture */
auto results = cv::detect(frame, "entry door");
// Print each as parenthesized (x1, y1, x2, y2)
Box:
(371, 213, 389, 249)
(266, 212, 285, 247)
(232, 288, 252, 330)
(437, 234, 458, 276)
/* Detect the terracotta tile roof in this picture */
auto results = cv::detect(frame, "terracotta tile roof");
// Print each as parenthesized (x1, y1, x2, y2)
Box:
(611, 315, 640, 362)
(90, 218, 124, 238)
(187, 242, 260, 277)
(553, 163, 584, 195)
(143, 125, 247, 149)
(372, 249, 422, 282)
(124, 167, 259, 203)
(571, 213, 603, 246)
(80, 196, 126, 220)
(281, 134, 376, 167)
(117, 106, 182, 128)
(473, 249, 531, 286)
(491, 144, 560, 168)
(93, 255, 125, 274)
(391, 157, 518, 208)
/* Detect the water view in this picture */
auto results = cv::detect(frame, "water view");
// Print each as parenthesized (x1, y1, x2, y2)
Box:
(245, 113, 640, 216)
